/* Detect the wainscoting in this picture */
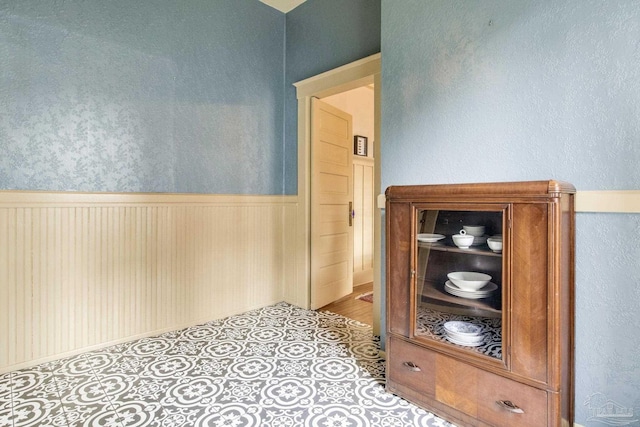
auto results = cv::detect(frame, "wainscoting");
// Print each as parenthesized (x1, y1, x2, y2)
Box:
(0, 191, 300, 374)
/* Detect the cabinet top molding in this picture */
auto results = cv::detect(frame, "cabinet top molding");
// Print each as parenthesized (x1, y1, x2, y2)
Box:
(385, 180, 576, 200)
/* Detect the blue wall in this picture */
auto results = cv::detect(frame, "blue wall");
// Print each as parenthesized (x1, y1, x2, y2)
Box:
(0, 0, 284, 194)
(8, 0, 637, 423)
(381, 1, 640, 424)
(284, 0, 381, 194)
(1, 0, 380, 195)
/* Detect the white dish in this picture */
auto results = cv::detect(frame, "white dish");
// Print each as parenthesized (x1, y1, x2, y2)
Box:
(447, 271, 492, 291)
(445, 280, 497, 294)
(452, 232, 474, 249)
(445, 330, 485, 343)
(417, 233, 445, 243)
(462, 225, 485, 237)
(445, 334, 484, 347)
(487, 237, 503, 252)
(470, 235, 488, 246)
(445, 326, 485, 339)
(445, 281, 497, 299)
(444, 320, 483, 336)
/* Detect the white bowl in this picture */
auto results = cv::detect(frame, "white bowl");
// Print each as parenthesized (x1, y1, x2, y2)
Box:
(446, 335, 484, 347)
(447, 271, 492, 291)
(443, 321, 483, 336)
(452, 233, 474, 249)
(487, 237, 503, 252)
(446, 331, 485, 343)
(463, 225, 485, 237)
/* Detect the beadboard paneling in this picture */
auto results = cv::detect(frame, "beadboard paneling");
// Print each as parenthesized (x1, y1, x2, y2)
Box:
(0, 192, 298, 373)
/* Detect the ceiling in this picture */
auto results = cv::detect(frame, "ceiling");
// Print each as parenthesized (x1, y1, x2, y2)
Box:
(260, 0, 306, 13)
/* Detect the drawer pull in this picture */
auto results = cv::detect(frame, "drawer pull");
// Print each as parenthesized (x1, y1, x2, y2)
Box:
(497, 400, 524, 414)
(402, 361, 421, 372)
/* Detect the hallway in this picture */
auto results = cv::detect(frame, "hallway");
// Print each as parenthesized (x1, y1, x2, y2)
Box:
(319, 282, 374, 326)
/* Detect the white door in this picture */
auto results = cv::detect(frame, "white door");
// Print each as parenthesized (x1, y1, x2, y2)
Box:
(310, 98, 354, 309)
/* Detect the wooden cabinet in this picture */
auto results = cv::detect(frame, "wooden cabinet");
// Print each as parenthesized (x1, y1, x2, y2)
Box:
(385, 181, 574, 427)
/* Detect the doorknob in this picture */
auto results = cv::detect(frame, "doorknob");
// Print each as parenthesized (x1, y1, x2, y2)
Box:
(349, 202, 353, 226)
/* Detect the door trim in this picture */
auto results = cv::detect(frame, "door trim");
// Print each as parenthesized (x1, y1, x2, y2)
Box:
(293, 53, 381, 334)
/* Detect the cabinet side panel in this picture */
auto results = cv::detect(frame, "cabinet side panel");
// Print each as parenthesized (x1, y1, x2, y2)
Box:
(559, 194, 575, 422)
(511, 203, 549, 382)
(386, 201, 412, 336)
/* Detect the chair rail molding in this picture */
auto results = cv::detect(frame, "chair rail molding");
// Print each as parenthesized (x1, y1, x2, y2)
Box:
(378, 191, 640, 214)
(575, 190, 640, 213)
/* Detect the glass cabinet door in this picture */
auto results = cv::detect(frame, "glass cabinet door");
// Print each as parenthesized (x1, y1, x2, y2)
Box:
(413, 206, 506, 361)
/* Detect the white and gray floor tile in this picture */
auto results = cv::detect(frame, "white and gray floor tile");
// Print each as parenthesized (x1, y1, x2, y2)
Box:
(0, 302, 454, 426)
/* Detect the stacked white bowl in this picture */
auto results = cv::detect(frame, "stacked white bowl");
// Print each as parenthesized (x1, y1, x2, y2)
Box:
(445, 271, 496, 299)
(443, 321, 484, 347)
(462, 225, 487, 246)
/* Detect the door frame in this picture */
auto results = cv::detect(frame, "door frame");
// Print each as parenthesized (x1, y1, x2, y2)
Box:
(293, 53, 381, 334)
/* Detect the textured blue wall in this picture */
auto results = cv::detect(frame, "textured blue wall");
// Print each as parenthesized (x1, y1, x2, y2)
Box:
(1, 0, 381, 195)
(381, 1, 640, 424)
(284, 0, 381, 194)
(0, 0, 284, 194)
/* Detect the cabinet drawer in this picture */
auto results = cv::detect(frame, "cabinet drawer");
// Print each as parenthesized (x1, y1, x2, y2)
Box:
(436, 353, 548, 427)
(386, 336, 436, 400)
(387, 338, 549, 427)
(476, 370, 548, 427)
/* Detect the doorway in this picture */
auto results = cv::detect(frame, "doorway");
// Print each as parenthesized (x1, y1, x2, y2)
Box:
(321, 86, 375, 303)
(293, 53, 381, 335)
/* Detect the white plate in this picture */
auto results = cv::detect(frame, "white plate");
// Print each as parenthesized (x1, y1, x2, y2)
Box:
(417, 233, 445, 243)
(444, 320, 483, 336)
(445, 289, 494, 299)
(446, 280, 497, 294)
(445, 281, 497, 299)
(445, 330, 484, 342)
(445, 334, 483, 347)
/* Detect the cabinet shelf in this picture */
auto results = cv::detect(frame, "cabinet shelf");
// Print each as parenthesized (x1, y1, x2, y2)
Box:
(418, 241, 502, 257)
(419, 280, 501, 317)
(415, 305, 503, 360)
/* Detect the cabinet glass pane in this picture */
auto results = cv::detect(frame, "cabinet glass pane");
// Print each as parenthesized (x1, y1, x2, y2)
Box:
(414, 208, 503, 361)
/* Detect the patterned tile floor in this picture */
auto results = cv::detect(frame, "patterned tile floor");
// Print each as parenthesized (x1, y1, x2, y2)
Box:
(0, 302, 454, 427)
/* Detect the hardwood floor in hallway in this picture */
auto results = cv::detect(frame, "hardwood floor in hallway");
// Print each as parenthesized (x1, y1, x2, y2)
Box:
(318, 282, 374, 325)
